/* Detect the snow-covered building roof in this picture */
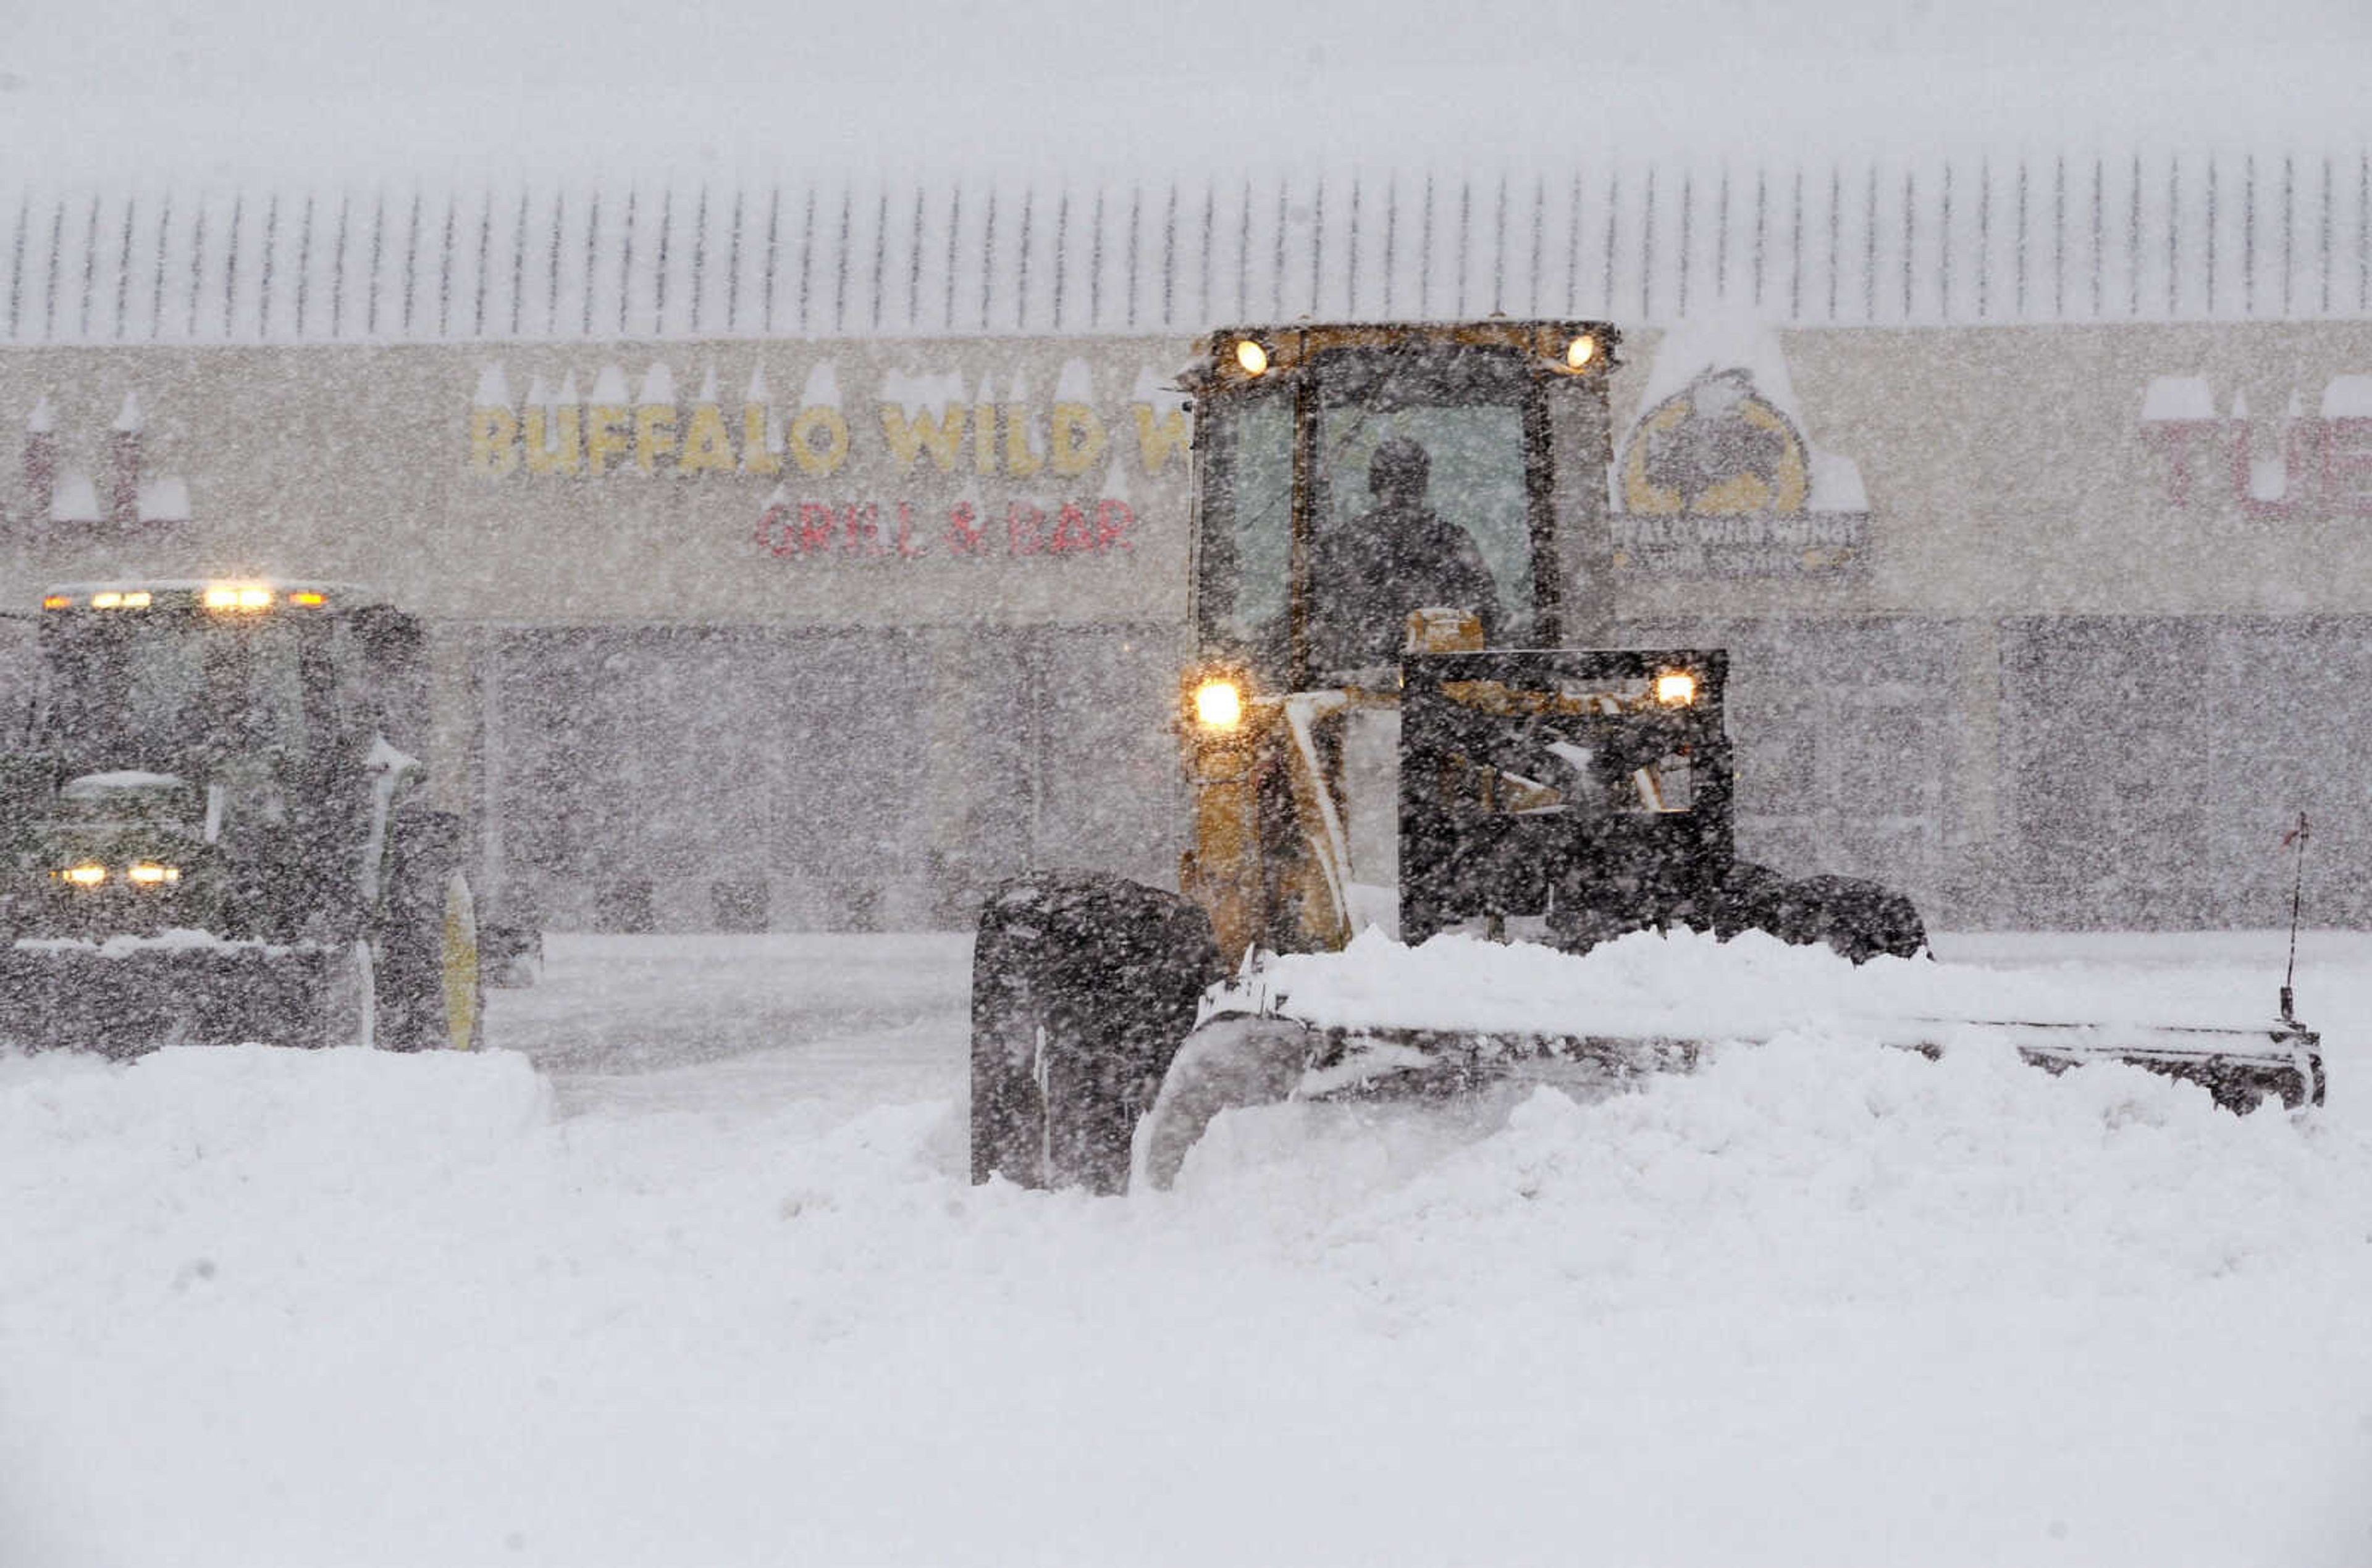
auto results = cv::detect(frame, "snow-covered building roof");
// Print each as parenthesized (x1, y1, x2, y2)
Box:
(8, 152, 2372, 344)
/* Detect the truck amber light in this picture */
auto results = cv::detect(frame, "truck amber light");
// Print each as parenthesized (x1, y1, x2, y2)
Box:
(41, 594, 72, 610)
(1233, 338, 1269, 376)
(125, 863, 180, 885)
(1193, 678, 1245, 731)
(1655, 670, 1697, 706)
(59, 864, 107, 887)
(287, 590, 327, 607)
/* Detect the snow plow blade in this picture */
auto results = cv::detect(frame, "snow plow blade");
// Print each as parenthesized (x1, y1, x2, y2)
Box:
(1135, 1007, 2323, 1191)
(1920, 1017, 2323, 1111)
(0, 937, 369, 1057)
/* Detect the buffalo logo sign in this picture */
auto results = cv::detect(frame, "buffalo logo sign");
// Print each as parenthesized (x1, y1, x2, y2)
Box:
(1622, 367, 1809, 518)
(1611, 333, 1870, 578)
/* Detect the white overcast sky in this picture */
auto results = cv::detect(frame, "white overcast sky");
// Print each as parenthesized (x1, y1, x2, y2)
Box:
(2, 1, 2367, 182)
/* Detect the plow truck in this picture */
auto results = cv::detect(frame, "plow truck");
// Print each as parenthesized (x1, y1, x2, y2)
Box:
(969, 321, 2326, 1195)
(0, 581, 492, 1055)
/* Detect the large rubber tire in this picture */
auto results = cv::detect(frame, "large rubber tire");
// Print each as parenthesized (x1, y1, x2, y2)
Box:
(1715, 863, 1928, 963)
(970, 873, 1219, 1194)
(1543, 889, 1663, 955)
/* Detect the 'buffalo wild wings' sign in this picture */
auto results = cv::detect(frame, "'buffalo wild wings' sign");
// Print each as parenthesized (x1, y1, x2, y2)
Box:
(465, 353, 1191, 566)
(1612, 324, 1870, 578)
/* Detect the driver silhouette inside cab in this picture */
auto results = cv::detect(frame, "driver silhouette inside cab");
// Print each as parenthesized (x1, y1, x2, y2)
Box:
(1308, 435, 1500, 672)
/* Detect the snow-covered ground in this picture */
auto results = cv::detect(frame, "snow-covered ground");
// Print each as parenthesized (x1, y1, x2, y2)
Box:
(6, 929, 2372, 1567)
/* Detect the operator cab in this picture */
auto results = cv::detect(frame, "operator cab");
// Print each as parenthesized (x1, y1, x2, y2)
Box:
(5, 580, 432, 945)
(23, 581, 426, 778)
(1184, 322, 1619, 692)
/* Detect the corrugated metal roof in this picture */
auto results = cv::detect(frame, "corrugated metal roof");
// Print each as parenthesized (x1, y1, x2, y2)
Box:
(8, 153, 2371, 344)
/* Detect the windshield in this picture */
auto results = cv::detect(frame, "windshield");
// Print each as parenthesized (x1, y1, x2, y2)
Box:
(38, 614, 331, 773)
(1310, 387, 1534, 673)
(1193, 346, 1547, 685)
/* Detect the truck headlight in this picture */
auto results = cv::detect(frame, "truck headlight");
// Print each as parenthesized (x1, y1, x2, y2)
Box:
(125, 863, 182, 886)
(1193, 677, 1245, 731)
(1654, 669, 1697, 706)
(58, 863, 108, 887)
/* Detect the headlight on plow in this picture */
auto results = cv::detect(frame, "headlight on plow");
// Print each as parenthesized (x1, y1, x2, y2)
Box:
(57, 863, 109, 888)
(125, 863, 181, 886)
(1193, 677, 1245, 732)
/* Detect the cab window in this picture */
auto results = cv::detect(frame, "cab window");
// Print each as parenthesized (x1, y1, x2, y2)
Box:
(1193, 385, 1295, 660)
(1310, 397, 1535, 672)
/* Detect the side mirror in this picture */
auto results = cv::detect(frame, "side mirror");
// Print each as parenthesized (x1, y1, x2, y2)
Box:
(350, 605, 431, 749)
(350, 604, 426, 674)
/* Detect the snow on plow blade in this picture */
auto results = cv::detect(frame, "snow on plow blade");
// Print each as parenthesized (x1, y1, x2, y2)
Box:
(1263, 1015, 2321, 1115)
(0, 936, 364, 1057)
(1911, 1017, 2323, 1112)
(1134, 948, 2324, 1191)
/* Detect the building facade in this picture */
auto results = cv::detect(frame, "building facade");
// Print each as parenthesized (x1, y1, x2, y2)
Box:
(4, 155, 2368, 930)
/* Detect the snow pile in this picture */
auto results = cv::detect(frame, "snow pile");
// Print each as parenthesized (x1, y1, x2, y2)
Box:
(13, 928, 308, 957)
(1180, 1030, 2349, 1306)
(1241, 924, 2292, 1038)
(4, 971, 2371, 1566)
(0, 1046, 553, 1375)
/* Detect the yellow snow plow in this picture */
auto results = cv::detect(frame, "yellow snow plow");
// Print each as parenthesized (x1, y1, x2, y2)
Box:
(968, 322, 2324, 1194)
(0, 582, 499, 1056)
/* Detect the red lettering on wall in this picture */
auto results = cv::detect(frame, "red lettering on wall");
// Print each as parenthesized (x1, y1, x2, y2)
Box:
(755, 497, 1134, 558)
(843, 503, 885, 555)
(1007, 503, 1046, 555)
(2230, 420, 2312, 521)
(2147, 401, 2372, 521)
(1048, 502, 1094, 551)
(2324, 418, 2372, 518)
(2147, 422, 2218, 508)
